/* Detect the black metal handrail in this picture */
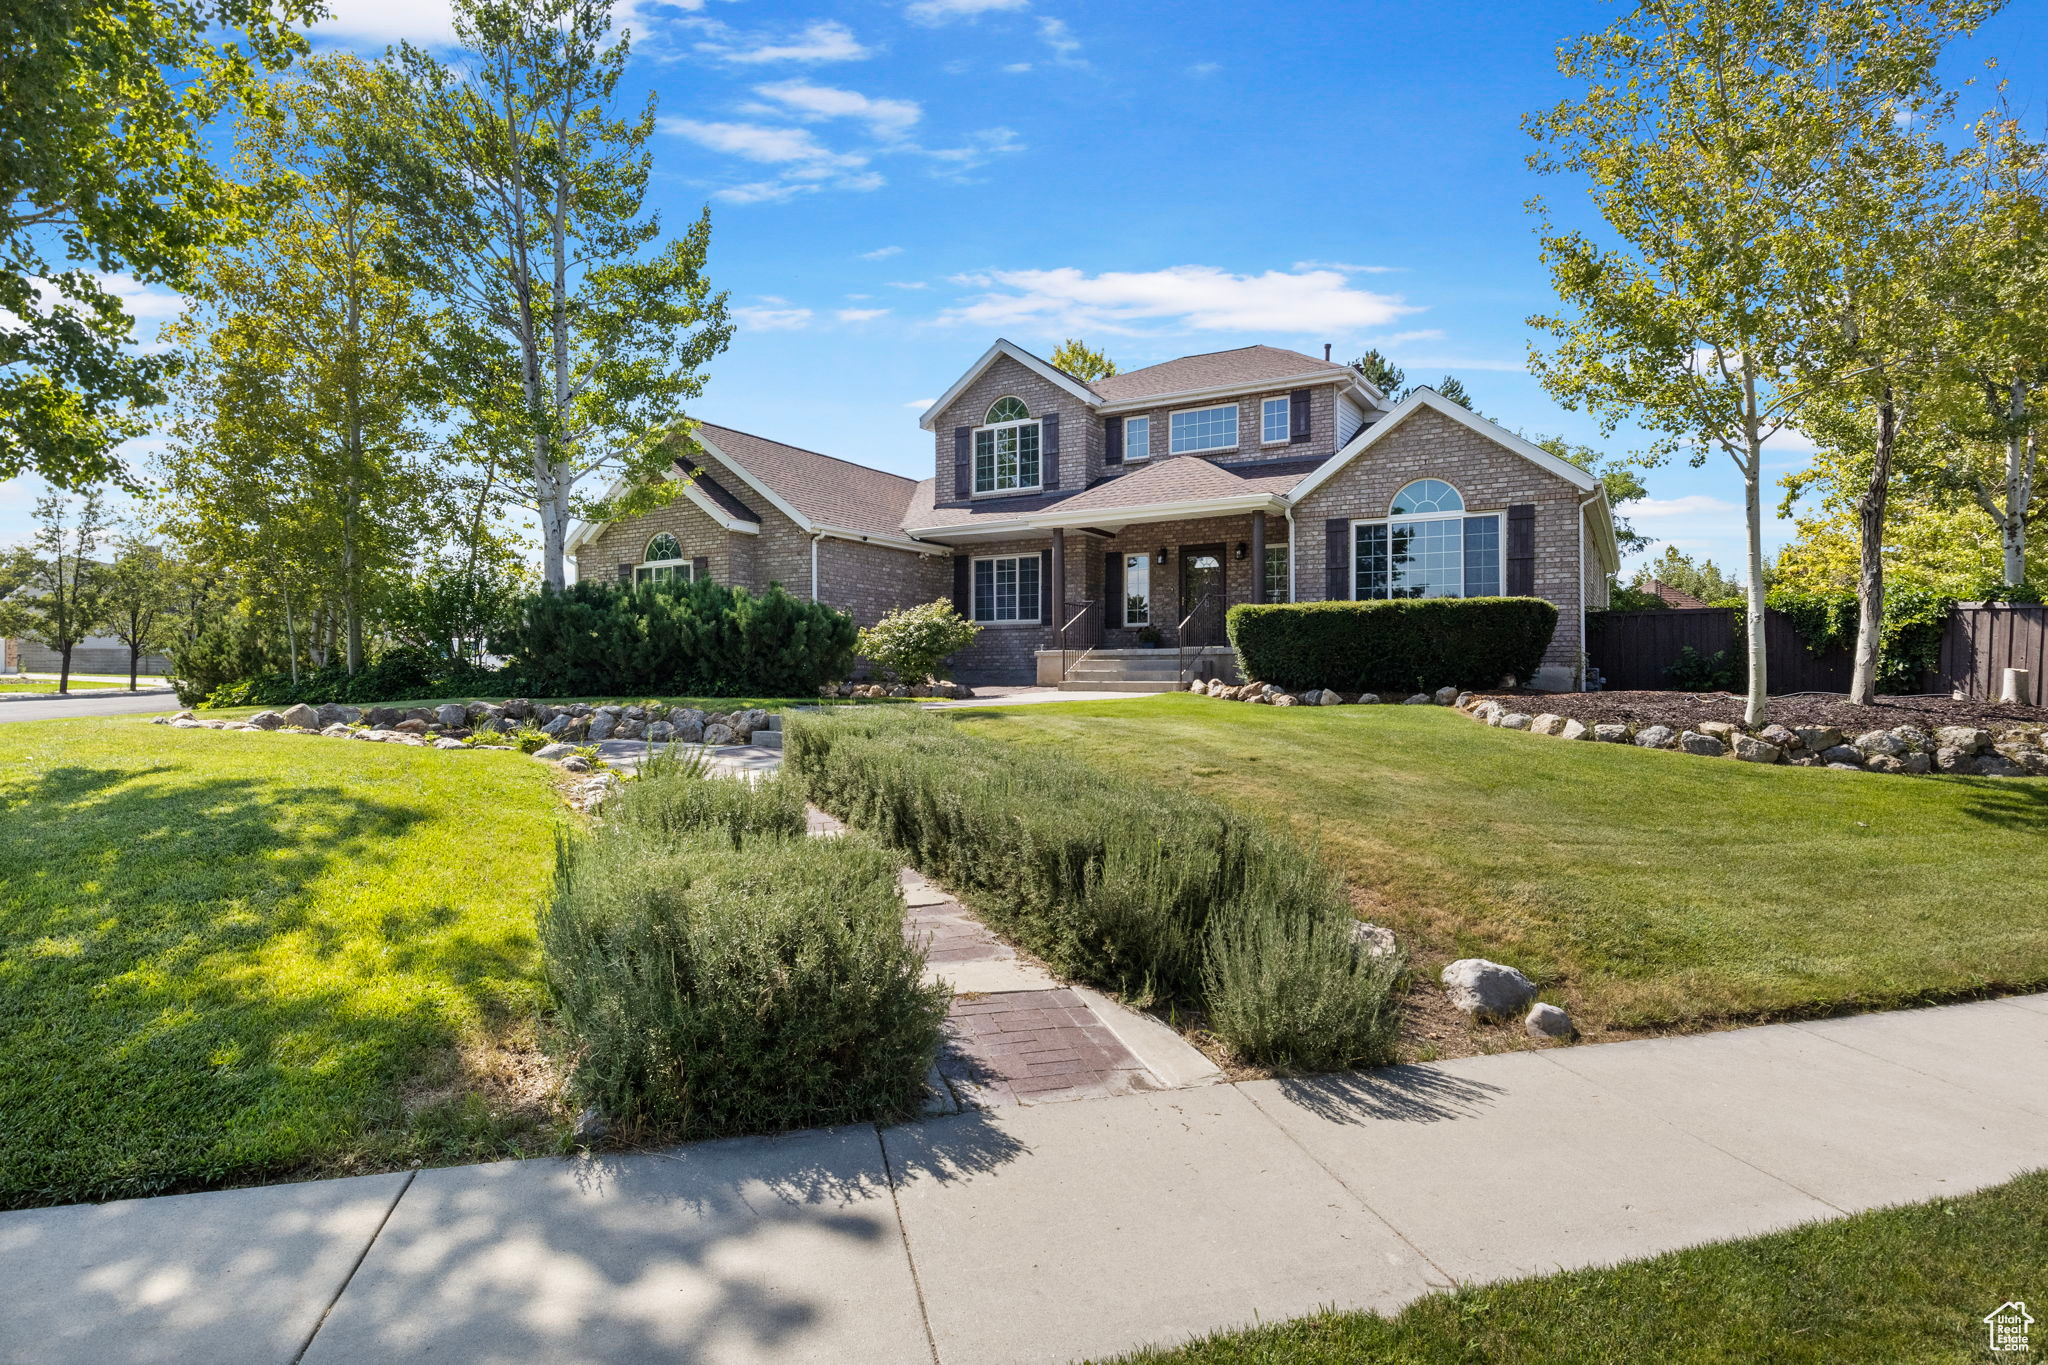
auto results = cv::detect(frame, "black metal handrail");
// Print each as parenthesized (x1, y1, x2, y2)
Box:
(1176, 592, 1215, 687)
(1057, 598, 1097, 683)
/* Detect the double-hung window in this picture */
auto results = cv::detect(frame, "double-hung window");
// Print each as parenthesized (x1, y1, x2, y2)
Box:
(635, 533, 693, 584)
(1261, 396, 1291, 444)
(972, 554, 1041, 623)
(1262, 545, 1289, 602)
(1123, 414, 1151, 462)
(1122, 553, 1151, 625)
(1353, 479, 1501, 600)
(1169, 403, 1238, 454)
(973, 396, 1041, 494)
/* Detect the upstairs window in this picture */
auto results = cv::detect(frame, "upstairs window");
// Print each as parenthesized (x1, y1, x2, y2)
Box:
(974, 396, 1041, 493)
(636, 533, 692, 584)
(1124, 414, 1151, 462)
(1261, 396, 1292, 444)
(1170, 403, 1238, 454)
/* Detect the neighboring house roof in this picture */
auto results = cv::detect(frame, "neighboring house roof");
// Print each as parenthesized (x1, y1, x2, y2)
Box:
(1090, 345, 1356, 405)
(1646, 578, 1708, 609)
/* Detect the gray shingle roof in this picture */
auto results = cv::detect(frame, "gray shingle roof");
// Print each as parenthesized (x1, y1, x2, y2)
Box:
(1050, 456, 1318, 514)
(1090, 346, 1354, 404)
(693, 422, 920, 539)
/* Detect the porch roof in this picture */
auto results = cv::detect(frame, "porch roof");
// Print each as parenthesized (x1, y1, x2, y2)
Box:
(900, 458, 1308, 541)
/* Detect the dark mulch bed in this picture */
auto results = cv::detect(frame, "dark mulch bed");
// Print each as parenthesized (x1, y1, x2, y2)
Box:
(1474, 689, 2048, 734)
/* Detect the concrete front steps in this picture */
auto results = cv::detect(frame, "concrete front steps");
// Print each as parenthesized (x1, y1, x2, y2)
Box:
(1047, 646, 1238, 693)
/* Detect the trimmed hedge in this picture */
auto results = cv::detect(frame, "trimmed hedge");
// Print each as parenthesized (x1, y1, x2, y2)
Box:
(541, 758, 945, 1139)
(1227, 597, 1559, 694)
(786, 707, 1402, 1070)
(504, 577, 856, 698)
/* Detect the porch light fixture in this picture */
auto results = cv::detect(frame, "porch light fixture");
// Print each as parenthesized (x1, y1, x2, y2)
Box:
(1155, 546, 1169, 565)
(1234, 541, 1248, 560)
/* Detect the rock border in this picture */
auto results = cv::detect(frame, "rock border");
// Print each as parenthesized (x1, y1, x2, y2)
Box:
(1184, 678, 1464, 708)
(1456, 696, 2048, 778)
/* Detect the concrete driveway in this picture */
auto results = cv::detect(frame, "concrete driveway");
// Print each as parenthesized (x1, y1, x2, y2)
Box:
(0, 691, 181, 724)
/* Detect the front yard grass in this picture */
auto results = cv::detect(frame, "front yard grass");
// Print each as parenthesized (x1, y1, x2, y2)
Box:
(960, 694, 2048, 1033)
(1099, 1168, 2048, 1363)
(0, 715, 567, 1209)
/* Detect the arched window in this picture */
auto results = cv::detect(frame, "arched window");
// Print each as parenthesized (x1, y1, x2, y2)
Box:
(985, 395, 1030, 424)
(1390, 479, 1463, 516)
(973, 396, 1042, 493)
(635, 532, 691, 584)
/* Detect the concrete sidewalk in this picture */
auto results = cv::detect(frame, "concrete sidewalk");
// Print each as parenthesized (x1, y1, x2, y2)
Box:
(6, 995, 2047, 1364)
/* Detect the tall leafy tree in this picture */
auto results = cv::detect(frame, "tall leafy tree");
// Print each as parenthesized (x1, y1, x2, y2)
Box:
(1050, 338, 1117, 383)
(365, 0, 733, 589)
(1525, 0, 1987, 723)
(0, 492, 109, 692)
(100, 536, 179, 690)
(2, 0, 316, 488)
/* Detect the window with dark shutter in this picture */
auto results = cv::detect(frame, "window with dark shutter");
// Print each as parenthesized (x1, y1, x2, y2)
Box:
(952, 554, 971, 615)
(1324, 519, 1348, 601)
(1290, 388, 1312, 443)
(953, 427, 971, 499)
(1104, 551, 1123, 628)
(1506, 503, 1537, 596)
(691, 556, 709, 582)
(1039, 548, 1053, 623)
(1105, 415, 1123, 465)
(1042, 411, 1061, 489)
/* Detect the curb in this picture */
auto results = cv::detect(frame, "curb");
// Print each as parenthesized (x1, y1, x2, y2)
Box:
(0, 686, 179, 705)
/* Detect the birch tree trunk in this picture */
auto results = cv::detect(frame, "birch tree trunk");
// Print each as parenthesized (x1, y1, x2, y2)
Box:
(1848, 389, 1897, 705)
(1741, 362, 1769, 728)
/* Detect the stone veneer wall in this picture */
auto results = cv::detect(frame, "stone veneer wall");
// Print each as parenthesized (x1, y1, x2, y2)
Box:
(1291, 407, 1590, 683)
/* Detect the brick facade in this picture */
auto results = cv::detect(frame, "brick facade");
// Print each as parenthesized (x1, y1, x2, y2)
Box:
(1114, 382, 1344, 470)
(928, 354, 1104, 501)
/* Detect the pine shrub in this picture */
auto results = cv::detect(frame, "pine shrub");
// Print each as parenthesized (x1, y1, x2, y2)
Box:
(786, 707, 1403, 1069)
(541, 761, 945, 1139)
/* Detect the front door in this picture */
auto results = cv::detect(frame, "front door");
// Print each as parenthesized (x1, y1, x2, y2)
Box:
(1180, 544, 1227, 646)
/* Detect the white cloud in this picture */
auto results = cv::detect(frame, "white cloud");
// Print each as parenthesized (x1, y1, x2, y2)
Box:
(887, 280, 930, 290)
(1291, 259, 1397, 275)
(699, 19, 870, 64)
(904, 397, 938, 409)
(734, 299, 814, 330)
(916, 126, 1024, 176)
(836, 308, 889, 323)
(310, 0, 458, 45)
(752, 81, 921, 137)
(905, 0, 1028, 22)
(1037, 16, 1081, 62)
(1186, 61, 1221, 76)
(1002, 61, 1032, 73)
(941, 265, 1421, 337)
(859, 246, 904, 260)
(660, 119, 864, 167)
(1625, 495, 1745, 521)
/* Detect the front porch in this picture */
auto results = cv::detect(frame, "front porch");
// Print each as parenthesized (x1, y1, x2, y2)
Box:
(1034, 645, 1242, 692)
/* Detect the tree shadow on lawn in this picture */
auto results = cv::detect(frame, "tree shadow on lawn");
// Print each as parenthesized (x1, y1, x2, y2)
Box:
(0, 763, 540, 1207)
(1941, 773, 2048, 828)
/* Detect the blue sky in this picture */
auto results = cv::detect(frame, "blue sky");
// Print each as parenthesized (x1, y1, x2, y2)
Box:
(7, 0, 2046, 574)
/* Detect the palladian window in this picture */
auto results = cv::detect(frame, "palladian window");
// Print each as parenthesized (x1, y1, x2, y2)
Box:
(636, 532, 691, 584)
(1353, 480, 1501, 599)
(973, 396, 1042, 494)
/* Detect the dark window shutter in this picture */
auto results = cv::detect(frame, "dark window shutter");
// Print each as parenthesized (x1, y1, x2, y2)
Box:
(1324, 519, 1349, 601)
(691, 556, 708, 581)
(1290, 388, 1312, 443)
(1105, 415, 1123, 465)
(1041, 412, 1060, 489)
(1506, 503, 1537, 596)
(953, 427, 971, 499)
(952, 554, 971, 616)
(617, 563, 634, 582)
(1104, 551, 1124, 628)
(1039, 548, 1053, 623)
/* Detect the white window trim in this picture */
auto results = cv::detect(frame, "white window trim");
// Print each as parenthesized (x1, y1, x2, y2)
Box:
(1260, 395, 1293, 446)
(1168, 402, 1239, 455)
(970, 552, 1043, 624)
(1348, 508, 1504, 600)
(1122, 552, 1152, 626)
(635, 553, 695, 585)
(1123, 414, 1151, 463)
(972, 416, 1044, 497)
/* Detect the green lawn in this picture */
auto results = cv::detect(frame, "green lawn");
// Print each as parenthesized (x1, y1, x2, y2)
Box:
(0, 715, 568, 1208)
(1100, 1169, 2048, 1363)
(959, 695, 2048, 1031)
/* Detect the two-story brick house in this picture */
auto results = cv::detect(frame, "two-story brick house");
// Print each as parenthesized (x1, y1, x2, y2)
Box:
(568, 339, 1620, 689)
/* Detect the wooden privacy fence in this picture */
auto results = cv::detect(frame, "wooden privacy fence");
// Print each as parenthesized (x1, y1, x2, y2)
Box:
(1589, 602, 2047, 699)
(1587, 608, 1854, 694)
(1935, 604, 2047, 704)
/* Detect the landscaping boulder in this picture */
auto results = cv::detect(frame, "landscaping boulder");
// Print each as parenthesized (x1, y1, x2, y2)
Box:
(670, 706, 705, 726)
(734, 708, 771, 735)
(1678, 730, 1725, 756)
(1403, 693, 1433, 705)
(560, 755, 592, 774)
(367, 706, 401, 727)
(433, 738, 466, 750)
(1934, 745, 1974, 773)
(540, 713, 573, 737)
(314, 703, 356, 727)
(1819, 744, 1863, 766)
(1440, 959, 1538, 1020)
(320, 723, 352, 738)
(1593, 723, 1631, 743)
(1455, 692, 1476, 710)
(1854, 730, 1907, 759)
(1889, 726, 1932, 754)
(673, 718, 705, 743)
(1349, 922, 1399, 959)
(1318, 688, 1345, 705)
(1558, 718, 1590, 741)
(404, 708, 434, 724)
(467, 702, 500, 725)
(1499, 712, 1533, 730)
(434, 703, 468, 728)
(1864, 754, 1906, 774)
(280, 703, 320, 730)
(1525, 1002, 1576, 1040)
(247, 710, 286, 730)
(1901, 752, 1932, 775)
(587, 710, 618, 742)
(1634, 724, 1677, 749)
(395, 719, 430, 734)
(1434, 685, 1459, 705)
(1758, 723, 1801, 751)
(2014, 748, 2048, 775)
(1793, 725, 1845, 752)
(1732, 734, 1782, 764)
(614, 718, 643, 740)
(1934, 725, 1990, 754)
(702, 722, 736, 746)
(646, 721, 674, 742)
(1530, 713, 1565, 736)
(1272, 693, 1300, 707)
(502, 699, 532, 720)
(533, 743, 579, 761)
(1976, 753, 2026, 777)
(1355, 693, 1382, 705)
(1698, 721, 1738, 743)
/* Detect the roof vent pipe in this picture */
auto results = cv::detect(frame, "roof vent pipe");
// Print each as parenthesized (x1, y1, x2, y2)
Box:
(1324, 343, 1332, 361)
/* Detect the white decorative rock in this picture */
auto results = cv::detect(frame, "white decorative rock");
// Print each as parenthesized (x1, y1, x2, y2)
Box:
(1525, 1003, 1577, 1040)
(1498, 712, 1533, 730)
(1557, 718, 1590, 741)
(1318, 689, 1345, 705)
(1593, 723, 1631, 743)
(1529, 713, 1565, 736)
(1440, 959, 1539, 1020)
(433, 737, 466, 750)
(1349, 922, 1399, 958)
